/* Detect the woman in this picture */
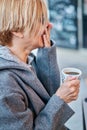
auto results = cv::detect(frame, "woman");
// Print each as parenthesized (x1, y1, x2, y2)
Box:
(0, 0, 80, 130)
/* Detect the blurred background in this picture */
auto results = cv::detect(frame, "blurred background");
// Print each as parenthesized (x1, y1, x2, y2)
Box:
(46, 0, 87, 130)
(46, 0, 87, 79)
(47, 0, 87, 49)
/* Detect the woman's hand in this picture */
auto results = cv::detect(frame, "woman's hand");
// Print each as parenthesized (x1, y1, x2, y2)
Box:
(55, 77, 80, 103)
(42, 22, 52, 47)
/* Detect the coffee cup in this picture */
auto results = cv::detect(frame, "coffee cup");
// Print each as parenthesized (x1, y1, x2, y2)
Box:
(61, 67, 82, 83)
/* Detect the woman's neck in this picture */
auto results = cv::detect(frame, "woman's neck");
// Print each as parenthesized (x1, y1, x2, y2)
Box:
(7, 44, 31, 63)
(7, 32, 34, 63)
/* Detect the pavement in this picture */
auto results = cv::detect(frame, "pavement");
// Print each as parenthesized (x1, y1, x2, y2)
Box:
(56, 47, 87, 130)
(56, 47, 87, 79)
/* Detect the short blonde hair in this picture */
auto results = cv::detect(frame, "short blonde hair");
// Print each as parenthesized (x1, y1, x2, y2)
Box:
(0, 0, 48, 45)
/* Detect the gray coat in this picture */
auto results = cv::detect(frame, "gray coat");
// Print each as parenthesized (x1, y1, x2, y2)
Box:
(0, 43, 74, 130)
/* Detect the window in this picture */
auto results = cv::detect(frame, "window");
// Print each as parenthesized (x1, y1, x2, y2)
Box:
(48, 0, 78, 49)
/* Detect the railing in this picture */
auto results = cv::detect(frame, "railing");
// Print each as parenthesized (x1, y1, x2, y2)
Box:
(82, 97, 87, 130)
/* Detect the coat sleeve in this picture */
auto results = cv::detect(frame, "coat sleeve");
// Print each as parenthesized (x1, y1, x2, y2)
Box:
(34, 41, 60, 96)
(35, 94, 74, 130)
(0, 72, 74, 130)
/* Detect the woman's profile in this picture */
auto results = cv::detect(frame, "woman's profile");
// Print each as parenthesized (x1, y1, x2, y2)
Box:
(0, 0, 80, 130)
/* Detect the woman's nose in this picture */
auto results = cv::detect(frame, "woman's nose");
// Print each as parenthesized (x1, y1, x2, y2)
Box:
(46, 22, 53, 29)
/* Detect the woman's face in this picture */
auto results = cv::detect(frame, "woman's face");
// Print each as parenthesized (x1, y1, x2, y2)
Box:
(23, 22, 52, 50)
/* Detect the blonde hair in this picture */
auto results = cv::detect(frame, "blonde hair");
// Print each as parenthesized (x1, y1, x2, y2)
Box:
(0, 0, 48, 45)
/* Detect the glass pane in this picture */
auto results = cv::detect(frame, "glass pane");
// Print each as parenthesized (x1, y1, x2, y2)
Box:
(83, 0, 87, 48)
(48, 0, 78, 49)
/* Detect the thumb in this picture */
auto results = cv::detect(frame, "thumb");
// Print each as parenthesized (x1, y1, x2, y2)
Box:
(65, 76, 77, 82)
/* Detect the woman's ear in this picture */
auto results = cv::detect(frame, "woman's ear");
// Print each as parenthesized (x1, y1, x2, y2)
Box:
(12, 32, 24, 38)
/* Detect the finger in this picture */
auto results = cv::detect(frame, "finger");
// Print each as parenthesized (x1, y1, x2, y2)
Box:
(74, 89, 80, 96)
(69, 90, 79, 99)
(65, 76, 77, 82)
(74, 82, 80, 88)
(43, 27, 51, 47)
(68, 95, 79, 102)
(68, 79, 80, 88)
(45, 28, 50, 40)
(43, 34, 50, 47)
(72, 80, 80, 87)
(69, 85, 80, 95)
(71, 94, 79, 101)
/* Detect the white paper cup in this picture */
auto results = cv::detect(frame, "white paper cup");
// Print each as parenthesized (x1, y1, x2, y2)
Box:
(61, 67, 82, 83)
